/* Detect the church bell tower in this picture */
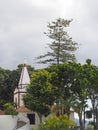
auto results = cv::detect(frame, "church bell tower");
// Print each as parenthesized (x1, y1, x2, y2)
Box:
(14, 63, 30, 107)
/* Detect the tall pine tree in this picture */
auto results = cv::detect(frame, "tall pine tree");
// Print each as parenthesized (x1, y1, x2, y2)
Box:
(36, 18, 78, 65)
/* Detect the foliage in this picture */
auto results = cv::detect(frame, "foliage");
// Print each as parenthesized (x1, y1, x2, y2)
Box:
(23, 69, 55, 122)
(0, 59, 98, 130)
(82, 60, 98, 130)
(70, 62, 90, 130)
(47, 63, 75, 103)
(4, 103, 18, 115)
(86, 125, 94, 130)
(36, 18, 78, 65)
(0, 68, 12, 108)
(37, 114, 75, 130)
(0, 64, 34, 109)
(47, 62, 96, 130)
(30, 128, 34, 130)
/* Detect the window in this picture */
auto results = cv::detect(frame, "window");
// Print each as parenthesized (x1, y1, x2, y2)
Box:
(27, 114, 35, 124)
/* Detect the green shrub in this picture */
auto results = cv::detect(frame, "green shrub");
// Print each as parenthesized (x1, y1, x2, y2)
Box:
(4, 103, 18, 115)
(30, 128, 34, 130)
(86, 125, 94, 130)
(37, 114, 76, 130)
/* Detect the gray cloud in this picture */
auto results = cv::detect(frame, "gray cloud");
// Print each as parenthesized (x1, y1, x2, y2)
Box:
(0, 0, 98, 69)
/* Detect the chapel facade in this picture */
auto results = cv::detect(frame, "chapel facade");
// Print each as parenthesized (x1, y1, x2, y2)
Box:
(14, 63, 44, 129)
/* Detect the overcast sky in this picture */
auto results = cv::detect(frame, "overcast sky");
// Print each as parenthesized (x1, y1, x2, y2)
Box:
(0, 0, 98, 70)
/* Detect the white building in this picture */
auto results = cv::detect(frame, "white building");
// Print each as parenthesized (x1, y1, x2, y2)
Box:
(14, 63, 30, 107)
(14, 63, 44, 130)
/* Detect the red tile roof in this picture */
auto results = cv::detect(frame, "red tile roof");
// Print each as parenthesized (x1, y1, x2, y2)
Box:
(16, 105, 31, 112)
(0, 110, 5, 115)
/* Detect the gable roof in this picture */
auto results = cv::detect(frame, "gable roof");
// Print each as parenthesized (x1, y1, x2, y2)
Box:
(16, 105, 31, 112)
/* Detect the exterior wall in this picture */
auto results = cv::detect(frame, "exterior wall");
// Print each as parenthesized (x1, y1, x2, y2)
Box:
(14, 89, 26, 107)
(17, 123, 29, 130)
(14, 90, 18, 106)
(29, 112, 45, 130)
(0, 115, 18, 130)
(30, 112, 40, 130)
(19, 92, 25, 106)
(18, 112, 45, 130)
(18, 112, 29, 123)
(70, 111, 74, 121)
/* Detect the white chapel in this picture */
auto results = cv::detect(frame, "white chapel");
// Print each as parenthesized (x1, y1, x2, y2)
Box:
(14, 63, 44, 130)
(14, 63, 30, 107)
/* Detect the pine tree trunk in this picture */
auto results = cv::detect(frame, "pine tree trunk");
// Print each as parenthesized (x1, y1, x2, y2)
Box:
(79, 113, 84, 130)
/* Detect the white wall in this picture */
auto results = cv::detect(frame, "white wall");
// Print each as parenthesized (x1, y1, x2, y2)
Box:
(18, 112, 45, 130)
(17, 123, 30, 130)
(0, 115, 18, 130)
(30, 112, 45, 130)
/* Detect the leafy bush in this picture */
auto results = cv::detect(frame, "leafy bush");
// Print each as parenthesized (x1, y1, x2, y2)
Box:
(4, 103, 18, 115)
(30, 128, 34, 130)
(86, 125, 94, 130)
(37, 114, 76, 130)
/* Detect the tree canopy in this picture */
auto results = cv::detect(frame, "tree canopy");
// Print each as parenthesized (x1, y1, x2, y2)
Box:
(0, 64, 34, 109)
(36, 18, 78, 65)
(23, 61, 98, 130)
(23, 69, 55, 123)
